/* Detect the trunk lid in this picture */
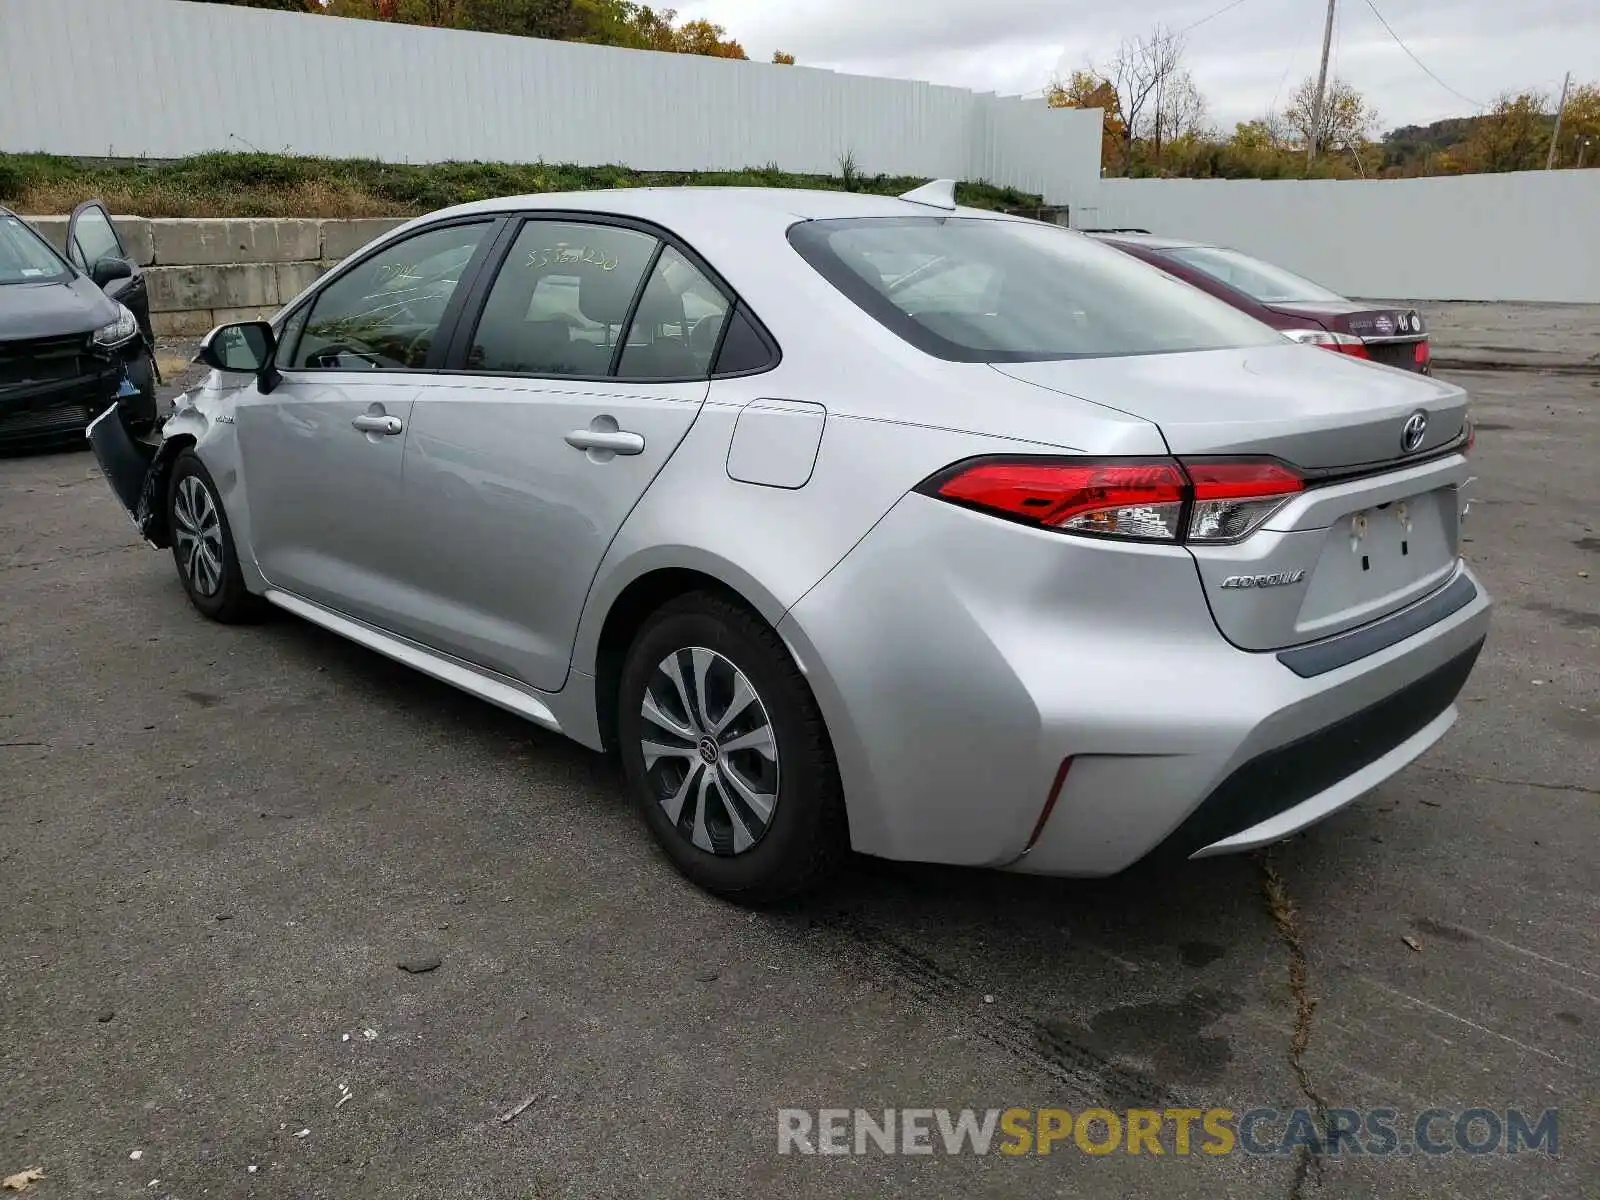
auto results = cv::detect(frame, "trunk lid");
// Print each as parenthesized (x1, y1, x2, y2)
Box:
(993, 344, 1472, 649)
(992, 343, 1465, 470)
(1267, 302, 1430, 373)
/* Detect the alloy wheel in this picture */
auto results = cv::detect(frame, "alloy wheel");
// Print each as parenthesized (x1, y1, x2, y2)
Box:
(639, 646, 780, 856)
(172, 474, 225, 598)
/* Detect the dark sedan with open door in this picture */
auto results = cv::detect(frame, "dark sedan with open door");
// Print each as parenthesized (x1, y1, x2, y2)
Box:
(0, 202, 158, 450)
(1090, 232, 1432, 374)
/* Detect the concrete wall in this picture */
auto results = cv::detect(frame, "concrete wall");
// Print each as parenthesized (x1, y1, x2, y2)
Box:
(1068, 171, 1600, 304)
(25, 216, 407, 336)
(0, 0, 1103, 206)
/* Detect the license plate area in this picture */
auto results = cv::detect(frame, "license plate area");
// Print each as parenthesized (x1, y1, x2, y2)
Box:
(1296, 488, 1458, 639)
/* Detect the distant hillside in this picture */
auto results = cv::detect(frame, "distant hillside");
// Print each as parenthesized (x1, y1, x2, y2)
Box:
(1382, 111, 1555, 172)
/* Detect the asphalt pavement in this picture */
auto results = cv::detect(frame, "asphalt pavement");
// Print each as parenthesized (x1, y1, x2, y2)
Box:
(1, 351, 1595, 1199)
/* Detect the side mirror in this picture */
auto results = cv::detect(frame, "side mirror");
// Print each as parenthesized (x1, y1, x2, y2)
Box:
(197, 321, 280, 390)
(91, 256, 134, 289)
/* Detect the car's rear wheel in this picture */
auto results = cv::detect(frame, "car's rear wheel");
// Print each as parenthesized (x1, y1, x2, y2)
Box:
(167, 450, 263, 623)
(617, 592, 847, 903)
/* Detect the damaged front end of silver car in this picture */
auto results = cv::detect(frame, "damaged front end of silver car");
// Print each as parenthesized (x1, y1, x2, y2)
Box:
(86, 386, 192, 551)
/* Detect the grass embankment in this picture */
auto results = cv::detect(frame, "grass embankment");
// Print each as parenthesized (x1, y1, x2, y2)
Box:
(0, 152, 1042, 217)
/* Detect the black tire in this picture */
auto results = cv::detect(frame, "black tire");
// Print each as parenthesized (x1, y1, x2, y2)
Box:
(125, 347, 160, 437)
(617, 592, 847, 904)
(167, 450, 265, 623)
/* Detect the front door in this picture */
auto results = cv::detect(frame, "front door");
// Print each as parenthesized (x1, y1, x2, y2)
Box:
(237, 218, 499, 630)
(393, 218, 732, 691)
(67, 201, 151, 342)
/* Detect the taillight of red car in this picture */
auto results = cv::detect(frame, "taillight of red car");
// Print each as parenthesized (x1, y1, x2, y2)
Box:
(920, 457, 1304, 544)
(1282, 328, 1370, 358)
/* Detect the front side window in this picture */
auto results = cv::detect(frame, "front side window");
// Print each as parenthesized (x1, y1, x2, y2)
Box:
(290, 222, 489, 370)
(467, 220, 659, 376)
(616, 246, 729, 380)
(0, 215, 69, 285)
(788, 217, 1281, 363)
(72, 205, 125, 270)
(1161, 246, 1345, 305)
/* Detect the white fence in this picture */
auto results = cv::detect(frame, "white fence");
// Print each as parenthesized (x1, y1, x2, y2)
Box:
(1070, 171, 1600, 303)
(0, 0, 1102, 205)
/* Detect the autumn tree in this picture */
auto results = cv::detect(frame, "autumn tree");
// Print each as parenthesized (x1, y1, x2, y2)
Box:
(1283, 76, 1376, 157)
(1046, 69, 1126, 173)
(188, 0, 321, 10)
(1451, 92, 1551, 172)
(321, 0, 746, 56)
(772, 50, 795, 65)
(1549, 82, 1599, 167)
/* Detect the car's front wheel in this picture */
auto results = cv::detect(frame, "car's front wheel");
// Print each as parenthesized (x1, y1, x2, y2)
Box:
(167, 450, 263, 623)
(617, 593, 847, 903)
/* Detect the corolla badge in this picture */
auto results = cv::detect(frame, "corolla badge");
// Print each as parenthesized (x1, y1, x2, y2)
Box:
(1401, 410, 1428, 453)
(1220, 570, 1307, 589)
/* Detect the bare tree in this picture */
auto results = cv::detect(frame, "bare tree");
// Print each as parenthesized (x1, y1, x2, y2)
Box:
(1097, 24, 1187, 176)
(1154, 70, 1209, 158)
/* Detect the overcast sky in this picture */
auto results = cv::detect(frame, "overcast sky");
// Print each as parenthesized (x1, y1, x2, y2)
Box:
(676, 0, 1599, 132)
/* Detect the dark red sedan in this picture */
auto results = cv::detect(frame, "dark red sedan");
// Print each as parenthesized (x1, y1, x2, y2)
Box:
(1089, 232, 1432, 374)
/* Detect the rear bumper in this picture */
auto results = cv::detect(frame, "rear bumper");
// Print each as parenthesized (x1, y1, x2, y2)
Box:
(779, 492, 1490, 875)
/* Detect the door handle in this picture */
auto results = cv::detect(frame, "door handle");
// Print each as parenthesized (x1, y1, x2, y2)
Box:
(565, 429, 645, 455)
(352, 414, 404, 435)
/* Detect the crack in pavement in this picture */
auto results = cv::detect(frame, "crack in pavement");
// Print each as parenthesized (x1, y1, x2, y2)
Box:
(1413, 765, 1600, 797)
(1, 544, 144, 572)
(1258, 851, 1328, 1200)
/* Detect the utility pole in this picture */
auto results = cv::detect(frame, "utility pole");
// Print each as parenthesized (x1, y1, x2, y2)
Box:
(1307, 0, 1338, 165)
(1547, 71, 1571, 169)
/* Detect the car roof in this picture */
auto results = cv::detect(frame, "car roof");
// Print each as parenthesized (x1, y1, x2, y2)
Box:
(403, 186, 1024, 242)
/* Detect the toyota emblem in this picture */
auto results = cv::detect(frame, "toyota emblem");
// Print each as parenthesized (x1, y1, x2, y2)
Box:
(1401, 410, 1428, 453)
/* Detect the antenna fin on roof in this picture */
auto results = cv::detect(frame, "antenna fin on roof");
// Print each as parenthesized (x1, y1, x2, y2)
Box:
(899, 179, 957, 210)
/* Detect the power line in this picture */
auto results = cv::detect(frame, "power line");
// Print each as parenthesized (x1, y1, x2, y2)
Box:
(1180, 0, 1254, 35)
(1359, 0, 1483, 109)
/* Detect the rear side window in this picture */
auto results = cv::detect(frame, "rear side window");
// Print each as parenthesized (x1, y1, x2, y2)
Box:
(788, 216, 1280, 363)
(467, 219, 659, 376)
(712, 305, 777, 375)
(616, 246, 729, 380)
(1160, 246, 1346, 305)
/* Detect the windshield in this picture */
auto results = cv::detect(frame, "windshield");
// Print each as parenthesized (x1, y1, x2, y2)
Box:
(787, 217, 1280, 363)
(1161, 245, 1345, 304)
(0, 214, 70, 285)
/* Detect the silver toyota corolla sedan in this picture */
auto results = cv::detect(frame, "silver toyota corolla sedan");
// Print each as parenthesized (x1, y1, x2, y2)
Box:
(89, 183, 1490, 901)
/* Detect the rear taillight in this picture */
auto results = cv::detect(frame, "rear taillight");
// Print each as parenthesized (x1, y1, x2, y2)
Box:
(1283, 329, 1370, 358)
(1415, 339, 1431, 365)
(921, 457, 1304, 544)
(927, 459, 1187, 540)
(1185, 460, 1304, 541)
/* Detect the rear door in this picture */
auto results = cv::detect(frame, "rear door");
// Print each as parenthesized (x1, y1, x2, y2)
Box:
(391, 215, 728, 691)
(67, 201, 151, 342)
(238, 218, 500, 629)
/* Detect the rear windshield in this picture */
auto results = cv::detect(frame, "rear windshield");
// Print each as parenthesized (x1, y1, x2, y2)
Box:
(787, 216, 1280, 362)
(1161, 245, 1345, 304)
(0, 214, 70, 285)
